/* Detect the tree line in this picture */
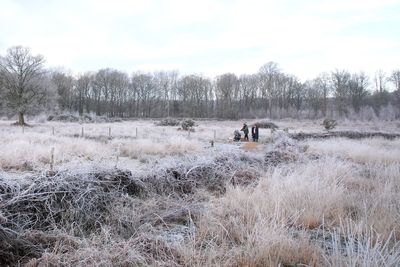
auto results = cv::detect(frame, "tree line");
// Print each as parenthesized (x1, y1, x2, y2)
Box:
(1, 46, 400, 124)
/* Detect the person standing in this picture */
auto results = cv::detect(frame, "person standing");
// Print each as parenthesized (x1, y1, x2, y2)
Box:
(254, 123, 259, 142)
(251, 125, 256, 141)
(241, 123, 249, 141)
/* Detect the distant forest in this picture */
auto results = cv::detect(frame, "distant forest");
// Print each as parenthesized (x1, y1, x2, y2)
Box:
(1, 46, 400, 124)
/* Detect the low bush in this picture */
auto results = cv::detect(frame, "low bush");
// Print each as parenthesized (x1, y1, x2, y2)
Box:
(255, 120, 278, 129)
(322, 118, 337, 131)
(181, 119, 195, 131)
(155, 118, 181, 126)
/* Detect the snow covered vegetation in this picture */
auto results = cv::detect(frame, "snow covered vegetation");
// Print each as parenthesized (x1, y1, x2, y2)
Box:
(1, 119, 400, 266)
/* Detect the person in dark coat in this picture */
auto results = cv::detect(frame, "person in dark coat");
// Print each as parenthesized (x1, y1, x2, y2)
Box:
(241, 123, 249, 141)
(253, 123, 259, 142)
(251, 125, 256, 141)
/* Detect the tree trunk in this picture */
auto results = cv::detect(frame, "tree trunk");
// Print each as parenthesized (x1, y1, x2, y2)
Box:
(18, 112, 25, 125)
(323, 96, 327, 117)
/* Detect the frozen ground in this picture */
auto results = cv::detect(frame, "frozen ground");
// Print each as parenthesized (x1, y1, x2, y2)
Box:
(0, 119, 400, 266)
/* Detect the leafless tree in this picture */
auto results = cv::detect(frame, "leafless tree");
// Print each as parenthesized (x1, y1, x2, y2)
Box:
(238, 74, 259, 116)
(0, 46, 46, 125)
(215, 73, 239, 118)
(314, 72, 331, 117)
(372, 69, 390, 110)
(75, 73, 93, 115)
(153, 71, 179, 117)
(292, 79, 305, 117)
(348, 72, 369, 113)
(51, 70, 75, 111)
(374, 69, 386, 93)
(179, 75, 212, 117)
(2, 45, 398, 120)
(258, 62, 280, 117)
(305, 80, 323, 118)
(389, 70, 400, 108)
(331, 70, 351, 117)
(389, 70, 400, 91)
(131, 72, 155, 117)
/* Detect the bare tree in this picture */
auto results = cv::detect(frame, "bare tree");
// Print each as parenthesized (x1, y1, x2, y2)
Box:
(238, 74, 259, 116)
(3, 45, 398, 120)
(75, 73, 92, 115)
(131, 72, 155, 117)
(178, 75, 212, 117)
(293, 79, 305, 117)
(348, 72, 369, 113)
(258, 62, 280, 117)
(305, 80, 323, 118)
(0, 46, 46, 125)
(331, 70, 351, 117)
(374, 69, 386, 93)
(93, 69, 111, 116)
(153, 71, 179, 117)
(90, 69, 129, 116)
(106, 70, 128, 117)
(389, 70, 400, 91)
(275, 73, 295, 118)
(372, 69, 390, 110)
(389, 70, 400, 108)
(314, 72, 331, 117)
(51, 70, 75, 111)
(112, 71, 129, 117)
(215, 73, 239, 119)
(0, 73, 4, 112)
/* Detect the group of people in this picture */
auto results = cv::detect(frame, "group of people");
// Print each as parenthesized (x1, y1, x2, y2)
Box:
(234, 122, 259, 142)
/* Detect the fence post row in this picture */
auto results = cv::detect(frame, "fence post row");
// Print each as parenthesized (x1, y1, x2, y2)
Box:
(40, 125, 227, 145)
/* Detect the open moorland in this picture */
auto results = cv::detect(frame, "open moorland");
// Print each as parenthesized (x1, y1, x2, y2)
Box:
(1, 118, 400, 266)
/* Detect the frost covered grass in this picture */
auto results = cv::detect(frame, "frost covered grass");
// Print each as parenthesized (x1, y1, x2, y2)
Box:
(0, 133, 113, 170)
(306, 138, 400, 164)
(116, 137, 202, 159)
(178, 154, 400, 266)
(0, 119, 400, 266)
(0, 127, 205, 171)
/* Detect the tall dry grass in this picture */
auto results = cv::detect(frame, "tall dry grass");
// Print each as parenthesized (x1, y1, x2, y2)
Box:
(306, 138, 400, 164)
(178, 154, 400, 266)
(1, 119, 400, 266)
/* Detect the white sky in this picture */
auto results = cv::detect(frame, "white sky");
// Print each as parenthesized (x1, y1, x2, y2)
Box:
(1, 0, 399, 81)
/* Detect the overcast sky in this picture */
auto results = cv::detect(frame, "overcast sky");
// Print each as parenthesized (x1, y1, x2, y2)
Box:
(1, 0, 399, 81)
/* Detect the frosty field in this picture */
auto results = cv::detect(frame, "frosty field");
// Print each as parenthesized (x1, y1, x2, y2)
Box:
(1, 119, 400, 266)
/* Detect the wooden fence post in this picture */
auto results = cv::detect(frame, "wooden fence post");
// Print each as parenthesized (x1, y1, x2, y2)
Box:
(115, 144, 120, 168)
(50, 147, 55, 173)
